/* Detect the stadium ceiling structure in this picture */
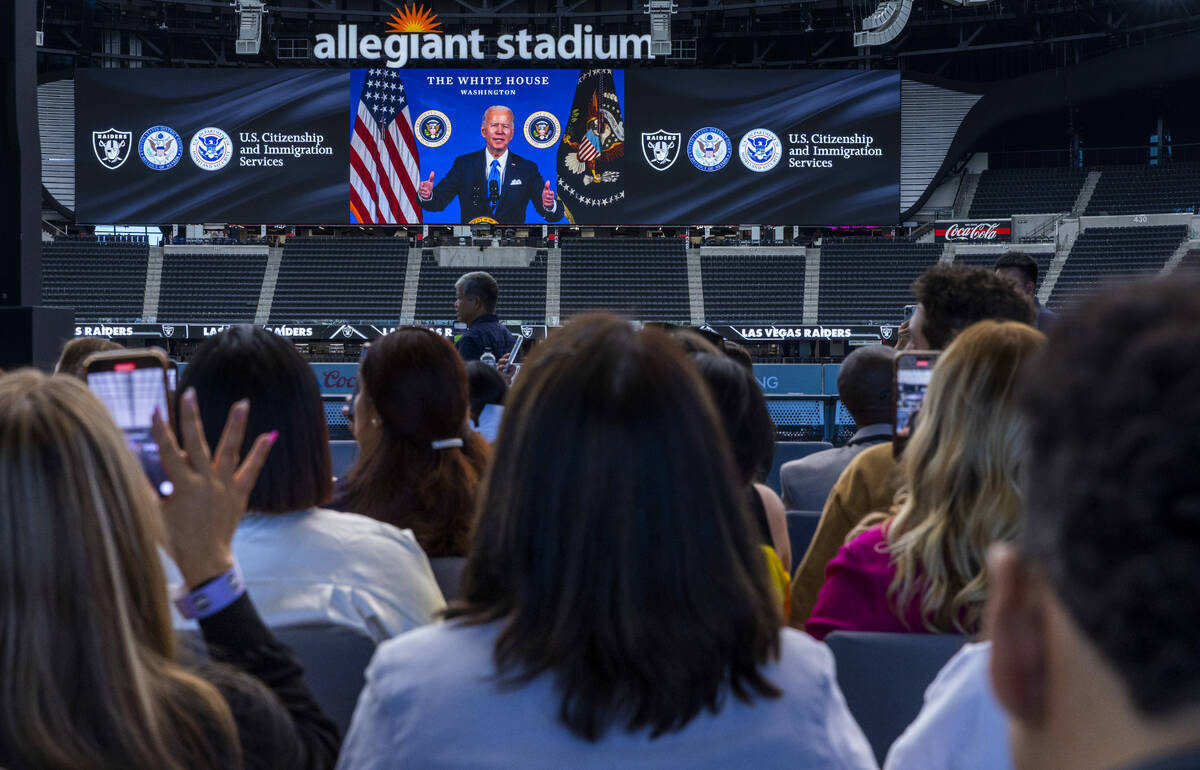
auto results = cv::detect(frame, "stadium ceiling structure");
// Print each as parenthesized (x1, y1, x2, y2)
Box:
(36, 0, 1200, 82)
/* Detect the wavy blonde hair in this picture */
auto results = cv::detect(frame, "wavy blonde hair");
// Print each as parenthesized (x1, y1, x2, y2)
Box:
(886, 321, 1046, 634)
(0, 371, 239, 769)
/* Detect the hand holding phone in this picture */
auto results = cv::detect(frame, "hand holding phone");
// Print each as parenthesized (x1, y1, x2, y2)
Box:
(83, 349, 174, 496)
(893, 351, 939, 458)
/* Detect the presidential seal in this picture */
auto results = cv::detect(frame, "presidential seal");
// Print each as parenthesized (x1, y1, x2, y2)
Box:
(738, 128, 782, 173)
(189, 127, 234, 172)
(93, 128, 132, 170)
(416, 110, 451, 148)
(688, 128, 731, 172)
(139, 126, 182, 171)
(641, 129, 681, 172)
(524, 111, 561, 150)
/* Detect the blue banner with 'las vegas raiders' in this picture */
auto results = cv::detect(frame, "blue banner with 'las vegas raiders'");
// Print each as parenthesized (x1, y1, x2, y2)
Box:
(75, 68, 898, 225)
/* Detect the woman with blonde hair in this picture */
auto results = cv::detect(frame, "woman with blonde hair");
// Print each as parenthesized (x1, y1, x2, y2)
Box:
(0, 371, 338, 769)
(806, 320, 1046, 640)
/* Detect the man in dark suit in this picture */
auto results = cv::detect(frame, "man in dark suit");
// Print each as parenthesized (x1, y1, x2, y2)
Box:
(417, 105, 563, 224)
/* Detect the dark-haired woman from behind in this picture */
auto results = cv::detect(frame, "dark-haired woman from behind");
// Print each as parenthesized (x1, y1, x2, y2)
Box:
(337, 315, 875, 769)
(464, 359, 507, 443)
(338, 327, 490, 557)
(692, 352, 793, 611)
(169, 325, 444, 642)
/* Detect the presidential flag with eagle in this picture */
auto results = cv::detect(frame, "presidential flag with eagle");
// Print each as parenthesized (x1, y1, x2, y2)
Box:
(556, 69, 626, 224)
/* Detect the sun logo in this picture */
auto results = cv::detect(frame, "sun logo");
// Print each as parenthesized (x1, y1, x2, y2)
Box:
(386, 4, 442, 34)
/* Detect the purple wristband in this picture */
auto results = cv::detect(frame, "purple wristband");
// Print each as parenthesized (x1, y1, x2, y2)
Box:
(174, 562, 246, 620)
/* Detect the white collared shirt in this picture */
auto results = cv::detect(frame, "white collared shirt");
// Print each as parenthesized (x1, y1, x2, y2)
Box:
(484, 149, 509, 188)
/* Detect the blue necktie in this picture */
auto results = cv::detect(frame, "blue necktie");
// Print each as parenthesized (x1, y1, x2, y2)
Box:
(488, 159, 500, 215)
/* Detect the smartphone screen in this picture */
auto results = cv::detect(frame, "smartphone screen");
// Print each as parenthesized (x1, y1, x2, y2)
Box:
(508, 334, 524, 365)
(893, 351, 939, 458)
(85, 355, 174, 496)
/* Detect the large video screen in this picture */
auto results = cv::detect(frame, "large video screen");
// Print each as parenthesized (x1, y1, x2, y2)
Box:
(76, 68, 899, 225)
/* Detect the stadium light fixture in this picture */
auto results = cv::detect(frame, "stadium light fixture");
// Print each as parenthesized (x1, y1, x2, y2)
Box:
(233, 0, 266, 56)
(644, 0, 678, 57)
(853, 0, 912, 46)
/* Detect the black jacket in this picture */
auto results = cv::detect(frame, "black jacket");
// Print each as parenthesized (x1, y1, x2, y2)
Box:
(456, 314, 516, 362)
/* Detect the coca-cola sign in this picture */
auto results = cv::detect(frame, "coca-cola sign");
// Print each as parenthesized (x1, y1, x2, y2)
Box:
(935, 220, 1012, 243)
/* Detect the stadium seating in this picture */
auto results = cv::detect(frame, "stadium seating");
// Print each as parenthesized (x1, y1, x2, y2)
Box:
(765, 441, 833, 494)
(825, 631, 967, 764)
(1049, 225, 1186, 310)
(953, 250, 1053, 286)
(969, 167, 1087, 218)
(700, 252, 806, 323)
(1085, 162, 1200, 215)
(41, 238, 149, 321)
(1178, 248, 1200, 275)
(414, 251, 548, 323)
(159, 250, 267, 322)
(269, 237, 407, 324)
(817, 238, 941, 324)
(560, 238, 690, 323)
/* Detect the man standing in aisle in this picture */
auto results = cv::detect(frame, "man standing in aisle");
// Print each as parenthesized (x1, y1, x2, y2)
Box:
(453, 271, 515, 362)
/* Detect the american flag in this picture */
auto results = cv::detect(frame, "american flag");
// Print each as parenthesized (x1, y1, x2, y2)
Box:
(577, 133, 601, 163)
(350, 69, 421, 224)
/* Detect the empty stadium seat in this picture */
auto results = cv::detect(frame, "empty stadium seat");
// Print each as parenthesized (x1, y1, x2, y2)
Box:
(41, 238, 149, 321)
(700, 252, 806, 324)
(969, 167, 1086, 218)
(159, 250, 267, 322)
(765, 441, 833, 494)
(270, 236, 408, 324)
(1085, 162, 1200, 215)
(560, 238, 690, 323)
(817, 238, 941, 324)
(1049, 225, 1186, 311)
(824, 631, 967, 764)
(785, 510, 822, 565)
(414, 251, 547, 323)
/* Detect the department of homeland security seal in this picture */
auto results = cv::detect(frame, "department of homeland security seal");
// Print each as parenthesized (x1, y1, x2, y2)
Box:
(523, 111, 561, 150)
(139, 126, 182, 171)
(738, 128, 782, 173)
(415, 110, 451, 148)
(688, 128, 731, 172)
(189, 127, 233, 171)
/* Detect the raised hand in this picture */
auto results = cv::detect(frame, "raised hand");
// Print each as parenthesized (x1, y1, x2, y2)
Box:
(419, 171, 435, 200)
(152, 388, 276, 588)
(542, 180, 555, 210)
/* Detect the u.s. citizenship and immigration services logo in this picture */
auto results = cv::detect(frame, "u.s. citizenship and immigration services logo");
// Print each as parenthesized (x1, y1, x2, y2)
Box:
(524, 111, 561, 150)
(190, 127, 234, 172)
(139, 126, 182, 171)
(641, 129, 680, 171)
(415, 110, 451, 148)
(93, 128, 132, 170)
(688, 128, 731, 172)
(738, 128, 782, 173)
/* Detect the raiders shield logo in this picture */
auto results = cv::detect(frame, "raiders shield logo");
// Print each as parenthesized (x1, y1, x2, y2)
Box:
(881, 326, 895, 341)
(161, 325, 175, 337)
(520, 326, 533, 338)
(641, 130, 681, 172)
(93, 128, 132, 170)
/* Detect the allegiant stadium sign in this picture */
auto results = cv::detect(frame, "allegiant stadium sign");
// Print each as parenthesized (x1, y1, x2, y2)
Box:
(314, 5, 654, 68)
(315, 24, 654, 68)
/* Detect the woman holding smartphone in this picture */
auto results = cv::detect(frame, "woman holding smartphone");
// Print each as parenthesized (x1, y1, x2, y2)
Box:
(0, 371, 337, 769)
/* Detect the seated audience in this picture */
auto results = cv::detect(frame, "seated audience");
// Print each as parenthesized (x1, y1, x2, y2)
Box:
(988, 278, 1200, 770)
(337, 327, 490, 557)
(780, 344, 896, 512)
(167, 325, 445, 642)
(0, 371, 337, 769)
(806, 320, 1045, 640)
(692, 352, 792, 596)
(790, 264, 1035, 625)
(338, 315, 876, 768)
(993, 251, 1055, 331)
(465, 359, 507, 443)
(53, 336, 122, 378)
